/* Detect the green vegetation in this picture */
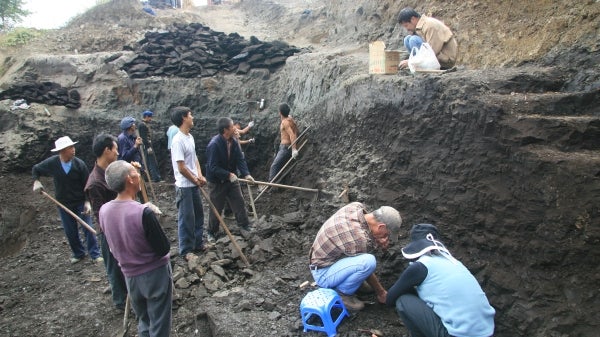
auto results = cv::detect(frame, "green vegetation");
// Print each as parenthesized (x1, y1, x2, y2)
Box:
(0, 0, 30, 31)
(0, 27, 42, 47)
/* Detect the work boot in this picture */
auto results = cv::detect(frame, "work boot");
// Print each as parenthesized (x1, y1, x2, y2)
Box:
(339, 293, 365, 311)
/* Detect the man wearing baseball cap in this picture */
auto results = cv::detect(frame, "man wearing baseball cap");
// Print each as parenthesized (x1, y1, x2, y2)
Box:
(32, 136, 102, 264)
(117, 116, 143, 165)
(309, 202, 402, 311)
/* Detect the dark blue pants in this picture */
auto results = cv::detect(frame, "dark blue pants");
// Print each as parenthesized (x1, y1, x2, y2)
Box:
(395, 293, 450, 337)
(98, 233, 127, 309)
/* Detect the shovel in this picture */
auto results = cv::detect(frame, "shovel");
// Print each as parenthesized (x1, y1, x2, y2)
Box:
(40, 191, 96, 235)
(117, 295, 131, 337)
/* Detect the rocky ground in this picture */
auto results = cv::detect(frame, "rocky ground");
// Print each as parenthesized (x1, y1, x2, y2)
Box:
(1, 1, 599, 337)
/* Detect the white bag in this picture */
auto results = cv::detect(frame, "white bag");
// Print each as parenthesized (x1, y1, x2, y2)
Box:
(408, 42, 441, 73)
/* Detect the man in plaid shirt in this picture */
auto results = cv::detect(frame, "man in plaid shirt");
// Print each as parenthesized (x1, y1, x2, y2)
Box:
(309, 202, 402, 311)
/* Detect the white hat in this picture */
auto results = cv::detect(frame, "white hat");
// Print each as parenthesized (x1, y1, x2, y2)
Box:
(51, 136, 78, 152)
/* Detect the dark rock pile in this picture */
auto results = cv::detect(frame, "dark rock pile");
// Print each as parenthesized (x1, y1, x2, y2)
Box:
(121, 22, 301, 78)
(0, 82, 81, 109)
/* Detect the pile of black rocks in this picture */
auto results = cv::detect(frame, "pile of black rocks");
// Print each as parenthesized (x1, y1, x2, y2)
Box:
(122, 22, 301, 78)
(0, 82, 81, 109)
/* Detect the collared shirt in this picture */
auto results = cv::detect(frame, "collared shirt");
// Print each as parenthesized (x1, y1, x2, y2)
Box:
(117, 132, 141, 163)
(32, 155, 89, 208)
(309, 202, 374, 268)
(205, 133, 250, 183)
(415, 15, 458, 68)
(84, 163, 117, 224)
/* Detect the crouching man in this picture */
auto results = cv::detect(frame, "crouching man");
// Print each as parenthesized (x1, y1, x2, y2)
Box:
(309, 202, 402, 311)
(99, 160, 172, 337)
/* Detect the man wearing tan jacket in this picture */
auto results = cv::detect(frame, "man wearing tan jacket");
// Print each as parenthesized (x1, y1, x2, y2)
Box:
(397, 7, 458, 70)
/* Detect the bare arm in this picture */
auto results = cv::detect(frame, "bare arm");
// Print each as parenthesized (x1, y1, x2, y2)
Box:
(176, 159, 206, 186)
(366, 273, 387, 304)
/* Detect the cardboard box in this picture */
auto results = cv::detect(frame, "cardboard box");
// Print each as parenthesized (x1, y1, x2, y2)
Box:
(369, 41, 400, 74)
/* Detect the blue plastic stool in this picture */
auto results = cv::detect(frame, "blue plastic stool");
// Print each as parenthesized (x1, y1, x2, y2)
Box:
(300, 288, 349, 337)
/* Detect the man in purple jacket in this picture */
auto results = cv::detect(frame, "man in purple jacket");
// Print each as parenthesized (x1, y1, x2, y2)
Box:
(100, 160, 172, 337)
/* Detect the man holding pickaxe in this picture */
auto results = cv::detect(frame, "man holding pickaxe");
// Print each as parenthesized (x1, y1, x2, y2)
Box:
(32, 136, 102, 264)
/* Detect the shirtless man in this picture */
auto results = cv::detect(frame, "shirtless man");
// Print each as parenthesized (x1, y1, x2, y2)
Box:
(268, 103, 298, 181)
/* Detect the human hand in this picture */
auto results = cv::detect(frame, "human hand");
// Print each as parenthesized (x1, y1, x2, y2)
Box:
(248, 121, 255, 128)
(83, 201, 92, 215)
(399, 59, 409, 69)
(229, 174, 238, 183)
(135, 137, 143, 147)
(244, 175, 255, 185)
(376, 290, 387, 304)
(196, 175, 206, 186)
(147, 147, 153, 154)
(248, 138, 255, 144)
(131, 161, 142, 169)
(291, 149, 299, 159)
(143, 202, 163, 215)
(33, 180, 44, 193)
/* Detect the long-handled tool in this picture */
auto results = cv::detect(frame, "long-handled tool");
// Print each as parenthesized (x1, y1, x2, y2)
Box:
(287, 125, 311, 150)
(131, 162, 149, 203)
(254, 138, 308, 201)
(118, 295, 131, 337)
(239, 178, 318, 194)
(198, 186, 250, 267)
(40, 191, 97, 235)
(246, 184, 258, 222)
(135, 130, 157, 201)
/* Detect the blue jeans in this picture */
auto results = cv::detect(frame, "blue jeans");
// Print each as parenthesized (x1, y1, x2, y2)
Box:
(310, 254, 376, 295)
(269, 144, 291, 181)
(57, 204, 100, 259)
(175, 186, 204, 255)
(99, 233, 127, 308)
(404, 34, 423, 54)
(126, 263, 173, 337)
(395, 293, 450, 337)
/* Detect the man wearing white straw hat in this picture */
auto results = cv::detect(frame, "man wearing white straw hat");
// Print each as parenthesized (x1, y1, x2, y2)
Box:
(32, 136, 102, 264)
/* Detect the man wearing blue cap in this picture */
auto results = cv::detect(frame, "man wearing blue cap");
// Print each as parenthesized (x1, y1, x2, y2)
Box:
(138, 110, 163, 182)
(117, 116, 143, 165)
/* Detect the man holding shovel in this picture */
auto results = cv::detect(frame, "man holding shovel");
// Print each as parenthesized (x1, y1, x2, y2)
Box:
(170, 106, 207, 260)
(32, 136, 102, 264)
(100, 160, 172, 337)
(267, 103, 298, 182)
(205, 117, 255, 242)
(117, 116, 143, 165)
(84, 134, 127, 312)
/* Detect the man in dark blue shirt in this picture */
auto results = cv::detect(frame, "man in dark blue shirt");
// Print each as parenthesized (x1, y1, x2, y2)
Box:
(32, 136, 101, 264)
(205, 117, 255, 242)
